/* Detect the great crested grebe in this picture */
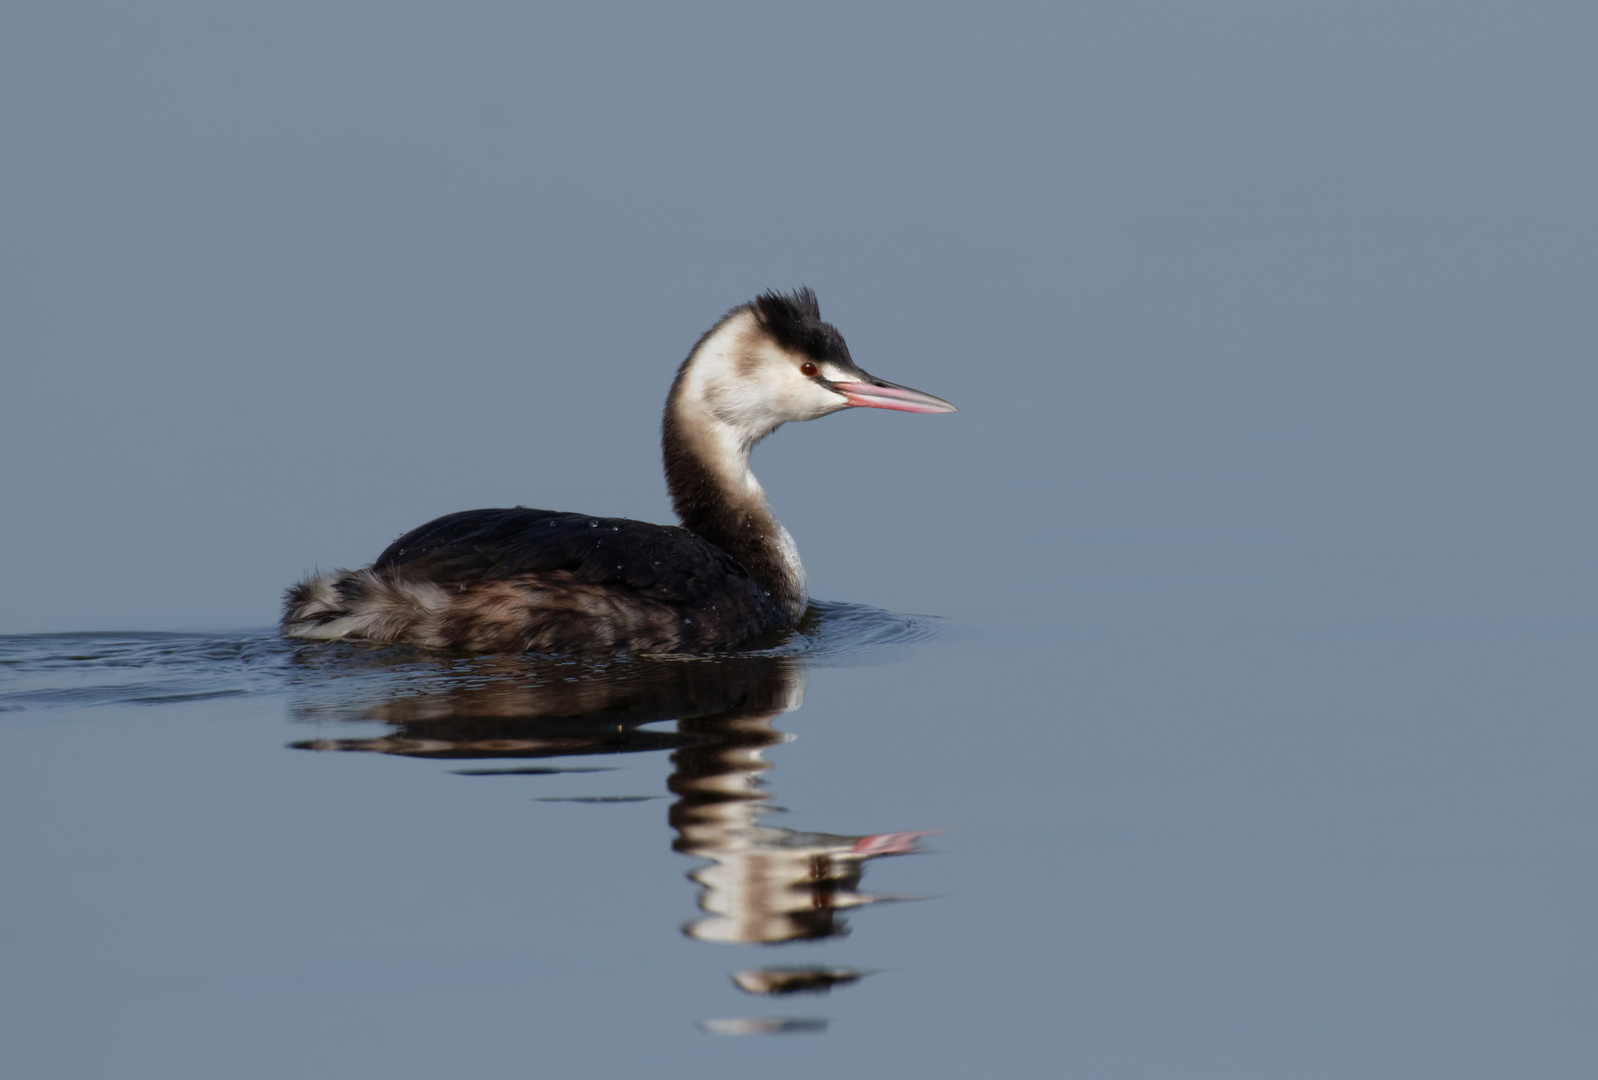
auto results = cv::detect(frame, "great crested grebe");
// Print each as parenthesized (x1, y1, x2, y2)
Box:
(281, 289, 955, 654)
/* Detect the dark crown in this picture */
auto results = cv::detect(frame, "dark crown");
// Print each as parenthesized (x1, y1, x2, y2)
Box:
(752, 288, 853, 365)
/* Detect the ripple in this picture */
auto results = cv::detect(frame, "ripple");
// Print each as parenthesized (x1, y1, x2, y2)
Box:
(0, 601, 941, 714)
(767, 599, 943, 664)
(0, 631, 296, 712)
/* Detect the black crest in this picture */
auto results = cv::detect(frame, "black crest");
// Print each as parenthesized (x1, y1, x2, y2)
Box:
(752, 288, 852, 364)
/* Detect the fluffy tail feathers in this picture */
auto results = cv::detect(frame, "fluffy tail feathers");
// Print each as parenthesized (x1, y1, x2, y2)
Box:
(280, 569, 451, 645)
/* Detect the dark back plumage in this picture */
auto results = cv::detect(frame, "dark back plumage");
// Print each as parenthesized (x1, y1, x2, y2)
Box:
(374, 508, 777, 609)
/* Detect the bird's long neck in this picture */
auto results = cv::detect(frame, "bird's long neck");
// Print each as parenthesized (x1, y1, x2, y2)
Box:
(662, 371, 807, 620)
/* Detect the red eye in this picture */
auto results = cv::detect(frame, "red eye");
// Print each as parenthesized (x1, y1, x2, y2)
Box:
(800, 362, 818, 377)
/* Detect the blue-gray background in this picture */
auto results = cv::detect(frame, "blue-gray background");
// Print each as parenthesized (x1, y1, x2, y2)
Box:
(2, 2, 1596, 1077)
(6, 0, 1592, 634)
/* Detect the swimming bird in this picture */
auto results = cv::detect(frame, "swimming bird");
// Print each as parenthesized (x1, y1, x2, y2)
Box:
(280, 289, 955, 654)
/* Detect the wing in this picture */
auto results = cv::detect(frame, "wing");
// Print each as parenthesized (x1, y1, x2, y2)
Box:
(370, 508, 761, 606)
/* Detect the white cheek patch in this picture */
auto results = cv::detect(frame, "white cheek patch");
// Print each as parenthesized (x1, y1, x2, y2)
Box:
(713, 366, 793, 437)
(795, 378, 850, 419)
(679, 314, 859, 436)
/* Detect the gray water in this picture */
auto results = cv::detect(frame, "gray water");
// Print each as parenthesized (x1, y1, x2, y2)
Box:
(4, 1, 1597, 1076)
(5, 568, 1596, 1077)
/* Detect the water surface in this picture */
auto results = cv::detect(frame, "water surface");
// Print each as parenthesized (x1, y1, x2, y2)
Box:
(4, 581, 1595, 1078)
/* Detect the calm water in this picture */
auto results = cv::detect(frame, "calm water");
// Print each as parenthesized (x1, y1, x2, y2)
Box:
(7, 2, 1597, 1076)
(3, 572, 1595, 1079)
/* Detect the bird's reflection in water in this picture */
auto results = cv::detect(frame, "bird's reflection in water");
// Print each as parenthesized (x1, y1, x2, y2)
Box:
(287, 643, 933, 1029)
(668, 672, 933, 947)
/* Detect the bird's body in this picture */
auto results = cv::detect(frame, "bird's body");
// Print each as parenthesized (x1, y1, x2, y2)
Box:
(283, 508, 786, 653)
(281, 290, 954, 655)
